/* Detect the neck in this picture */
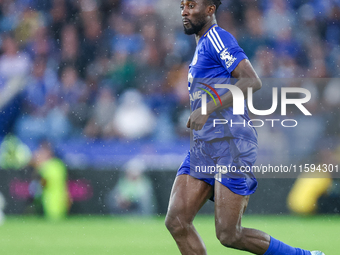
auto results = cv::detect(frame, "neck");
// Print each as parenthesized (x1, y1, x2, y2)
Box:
(195, 18, 217, 44)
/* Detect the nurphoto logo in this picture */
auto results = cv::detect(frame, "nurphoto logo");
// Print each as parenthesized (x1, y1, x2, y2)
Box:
(200, 84, 312, 128)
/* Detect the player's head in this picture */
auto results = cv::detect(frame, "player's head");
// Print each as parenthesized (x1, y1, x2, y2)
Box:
(181, 0, 221, 35)
(205, 0, 222, 11)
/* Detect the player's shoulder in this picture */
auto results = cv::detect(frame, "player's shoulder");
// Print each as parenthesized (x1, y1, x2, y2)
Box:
(204, 25, 238, 53)
(214, 26, 237, 42)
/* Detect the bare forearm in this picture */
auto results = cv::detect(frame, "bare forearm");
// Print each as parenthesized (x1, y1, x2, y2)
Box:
(206, 78, 262, 115)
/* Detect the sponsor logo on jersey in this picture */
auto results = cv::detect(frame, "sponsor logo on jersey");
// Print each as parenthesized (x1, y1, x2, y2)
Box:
(220, 48, 237, 68)
(189, 82, 223, 106)
(189, 90, 202, 102)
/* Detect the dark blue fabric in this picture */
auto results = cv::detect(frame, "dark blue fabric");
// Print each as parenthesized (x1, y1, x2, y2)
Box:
(177, 138, 258, 197)
(264, 237, 311, 255)
(188, 25, 257, 144)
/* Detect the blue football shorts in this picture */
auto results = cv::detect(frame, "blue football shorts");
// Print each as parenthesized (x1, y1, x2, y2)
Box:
(177, 138, 258, 198)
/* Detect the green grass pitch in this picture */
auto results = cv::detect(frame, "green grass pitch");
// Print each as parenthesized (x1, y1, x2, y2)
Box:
(0, 215, 339, 254)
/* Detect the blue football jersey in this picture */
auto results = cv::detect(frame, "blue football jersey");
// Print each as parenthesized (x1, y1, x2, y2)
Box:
(188, 25, 257, 144)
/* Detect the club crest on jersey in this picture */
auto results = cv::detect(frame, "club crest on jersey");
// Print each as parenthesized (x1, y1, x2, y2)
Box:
(188, 73, 193, 91)
(192, 54, 198, 65)
(220, 48, 236, 68)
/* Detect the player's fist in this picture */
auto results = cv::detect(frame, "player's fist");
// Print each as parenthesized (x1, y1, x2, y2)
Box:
(189, 108, 210, 131)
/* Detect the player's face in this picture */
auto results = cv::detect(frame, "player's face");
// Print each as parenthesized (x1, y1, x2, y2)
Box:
(180, 0, 208, 35)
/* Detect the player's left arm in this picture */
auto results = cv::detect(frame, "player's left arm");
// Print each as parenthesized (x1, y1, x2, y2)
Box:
(188, 59, 262, 130)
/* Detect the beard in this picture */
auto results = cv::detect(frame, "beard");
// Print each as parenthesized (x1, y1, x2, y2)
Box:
(183, 15, 206, 35)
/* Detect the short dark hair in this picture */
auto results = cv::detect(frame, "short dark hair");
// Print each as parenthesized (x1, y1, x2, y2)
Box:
(205, 0, 222, 11)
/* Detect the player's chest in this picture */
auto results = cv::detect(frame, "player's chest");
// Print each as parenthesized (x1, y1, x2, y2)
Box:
(189, 47, 224, 78)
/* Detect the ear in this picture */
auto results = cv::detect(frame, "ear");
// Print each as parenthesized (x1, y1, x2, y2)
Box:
(207, 4, 216, 16)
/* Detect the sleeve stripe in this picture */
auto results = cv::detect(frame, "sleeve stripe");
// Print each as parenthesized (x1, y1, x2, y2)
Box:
(207, 32, 220, 53)
(213, 27, 225, 49)
(209, 30, 222, 52)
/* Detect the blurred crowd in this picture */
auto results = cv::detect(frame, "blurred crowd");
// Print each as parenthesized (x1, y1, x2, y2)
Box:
(0, 0, 339, 160)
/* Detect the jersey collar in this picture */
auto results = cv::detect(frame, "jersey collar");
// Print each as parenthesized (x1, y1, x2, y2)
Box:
(197, 24, 218, 45)
(203, 24, 218, 37)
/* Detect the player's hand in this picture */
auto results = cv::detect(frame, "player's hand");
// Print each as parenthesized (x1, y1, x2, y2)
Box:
(189, 108, 210, 131)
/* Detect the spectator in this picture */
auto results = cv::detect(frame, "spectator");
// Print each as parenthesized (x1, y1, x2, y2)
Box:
(58, 65, 89, 134)
(106, 158, 155, 215)
(0, 33, 31, 80)
(114, 89, 156, 140)
(26, 26, 57, 61)
(84, 86, 117, 139)
(60, 24, 81, 72)
(0, 192, 5, 225)
(31, 141, 70, 220)
(287, 143, 339, 214)
(239, 7, 269, 60)
(263, 0, 295, 39)
(15, 57, 69, 144)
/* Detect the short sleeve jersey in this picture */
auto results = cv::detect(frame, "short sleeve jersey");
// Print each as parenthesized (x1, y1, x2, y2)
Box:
(188, 25, 257, 144)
